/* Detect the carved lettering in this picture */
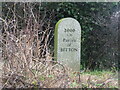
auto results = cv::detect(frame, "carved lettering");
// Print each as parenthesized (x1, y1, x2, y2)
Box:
(60, 48, 77, 52)
(64, 28, 75, 32)
(63, 38, 76, 42)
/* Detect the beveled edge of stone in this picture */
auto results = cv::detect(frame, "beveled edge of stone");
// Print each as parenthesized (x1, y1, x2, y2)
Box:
(54, 17, 81, 61)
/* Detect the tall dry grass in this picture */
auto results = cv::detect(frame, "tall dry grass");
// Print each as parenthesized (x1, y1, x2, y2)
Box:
(0, 2, 70, 88)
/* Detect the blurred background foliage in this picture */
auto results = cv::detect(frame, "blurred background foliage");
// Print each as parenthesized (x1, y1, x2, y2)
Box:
(41, 2, 119, 71)
(2, 2, 119, 71)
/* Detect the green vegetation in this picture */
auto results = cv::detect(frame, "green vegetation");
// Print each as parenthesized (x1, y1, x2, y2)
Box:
(40, 2, 119, 70)
(70, 82, 79, 88)
(82, 70, 114, 76)
(1, 2, 119, 88)
(2, 2, 119, 70)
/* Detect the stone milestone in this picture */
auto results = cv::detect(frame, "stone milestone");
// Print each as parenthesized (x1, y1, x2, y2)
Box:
(54, 18, 81, 71)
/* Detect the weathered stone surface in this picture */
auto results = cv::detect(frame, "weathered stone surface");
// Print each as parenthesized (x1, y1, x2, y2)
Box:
(54, 18, 81, 71)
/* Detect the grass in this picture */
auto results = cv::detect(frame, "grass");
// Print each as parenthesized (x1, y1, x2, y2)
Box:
(82, 70, 114, 76)
(75, 70, 118, 88)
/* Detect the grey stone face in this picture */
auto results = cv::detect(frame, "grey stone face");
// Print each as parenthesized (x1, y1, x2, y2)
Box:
(54, 18, 81, 71)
